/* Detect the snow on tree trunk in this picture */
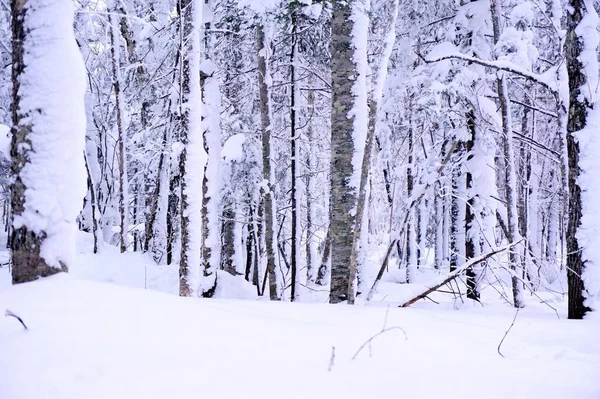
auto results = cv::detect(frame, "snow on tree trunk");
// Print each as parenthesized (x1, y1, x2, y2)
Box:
(450, 146, 466, 272)
(10, 0, 87, 283)
(565, 0, 600, 319)
(199, 0, 221, 298)
(347, 0, 397, 303)
(178, 0, 206, 297)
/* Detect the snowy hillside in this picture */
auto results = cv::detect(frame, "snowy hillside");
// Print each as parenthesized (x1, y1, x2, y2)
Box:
(1, 258, 599, 398)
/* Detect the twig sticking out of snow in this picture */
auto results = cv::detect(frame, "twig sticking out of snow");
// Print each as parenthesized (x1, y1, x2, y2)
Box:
(352, 326, 407, 361)
(5, 309, 28, 330)
(328, 346, 335, 372)
(497, 309, 519, 358)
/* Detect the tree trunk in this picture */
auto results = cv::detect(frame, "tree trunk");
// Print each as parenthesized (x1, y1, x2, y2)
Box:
(564, 0, 597, 319)
(178, 0, 205, 297)
(305, 76, 316, 284)
(108, 13, 129, 254)
(220, 196, 236, 274)
(490, 0, 524, 308)
(10, 0, 87, 283)
(199, 0, 220, 298)
(144, 128, 168, 258)
(290, 6, 299, 301)
(465, 110, 479, 300)
(257, 23, 280, 301)
(84, 151, 99, 254)
(315, 226, 331, 286)
(329, 0, 366, 303)
(450, 143, 466, 272)
(406, 109, 417, 283)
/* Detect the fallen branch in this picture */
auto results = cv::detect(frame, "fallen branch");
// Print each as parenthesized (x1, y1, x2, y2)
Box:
(5, 309, 28, 330)
(400, 240, 523, 308)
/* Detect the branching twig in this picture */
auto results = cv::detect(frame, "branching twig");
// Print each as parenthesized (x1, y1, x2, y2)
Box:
(352, 326, 408, 360)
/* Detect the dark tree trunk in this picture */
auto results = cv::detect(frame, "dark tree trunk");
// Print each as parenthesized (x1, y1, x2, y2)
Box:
(84, 151, 99, 254)
(144, 128, 168, 254)
(166, 174, 179, 265)
(565, 0, 593, 319)
(465, 110, 479, 300)
(220, 197, 236, 275)
(405, 113, 416, 282)
(315, 226, 331, 286)
(290, 6, 299, 301)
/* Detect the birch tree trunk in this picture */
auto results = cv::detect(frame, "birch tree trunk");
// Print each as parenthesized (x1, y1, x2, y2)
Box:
(490, 0, 524, 308)
(347, 0, 397, 303)
(329, 0, 360, 303)
(108, 12, 128, 254)
(305, 76, 316, 284)
(257, 23, 280, 301)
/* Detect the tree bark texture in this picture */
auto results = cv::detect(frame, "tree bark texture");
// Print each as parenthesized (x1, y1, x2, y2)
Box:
(329, 0, 359, 303)
(565, 0, 593, 319)
(257, 23, 280, 301)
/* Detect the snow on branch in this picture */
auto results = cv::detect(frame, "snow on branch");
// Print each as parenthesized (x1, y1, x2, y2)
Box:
(417, 51, 558, 94)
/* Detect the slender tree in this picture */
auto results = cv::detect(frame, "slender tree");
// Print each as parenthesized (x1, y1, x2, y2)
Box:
(257, 22, 280, 301)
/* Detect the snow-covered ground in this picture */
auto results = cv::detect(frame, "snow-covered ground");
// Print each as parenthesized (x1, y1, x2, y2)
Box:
(1, 234, 599, 398)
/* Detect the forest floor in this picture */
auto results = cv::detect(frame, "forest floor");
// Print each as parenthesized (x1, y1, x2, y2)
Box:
(0, 233, 599, 398)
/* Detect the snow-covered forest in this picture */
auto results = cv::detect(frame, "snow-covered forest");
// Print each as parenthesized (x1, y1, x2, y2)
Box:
(1, 0, 600, 397)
